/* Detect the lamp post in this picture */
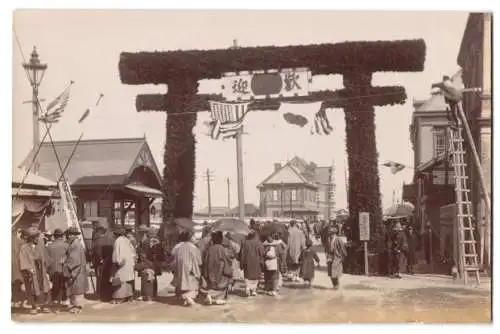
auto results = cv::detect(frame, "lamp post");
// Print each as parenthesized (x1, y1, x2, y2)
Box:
(23, 46, 47, 174)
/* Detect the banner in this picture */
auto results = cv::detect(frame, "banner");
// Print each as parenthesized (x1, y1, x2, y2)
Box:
(221, 68, 311, 101)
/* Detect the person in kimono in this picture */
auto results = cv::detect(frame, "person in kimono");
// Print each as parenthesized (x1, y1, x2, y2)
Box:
(63, 227, 88, 314)
(326, 226, 347, 290)
(46, 228, 69, 311)
(239, 230, 264, 297)
(390, 222, 407, 279)
(136, 227, 164, 301)
(171, 231, 202, 307)
(11, 228, 25, 309)
(405, 225, 419, 275)
(223, 232, 242, 293)
(299, 239, 320, 288)
(19, 227, 51, 314)
(202, 231, 232, 305)
(92, 222, 115, 302)
(273, 232, 287, 291)
(262, 234, 282, 296)
(111, 227, 137, 303)
(287, 220, 306, 282)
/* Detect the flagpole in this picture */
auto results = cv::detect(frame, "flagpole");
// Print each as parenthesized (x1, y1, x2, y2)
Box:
(233, 39, 245, 221)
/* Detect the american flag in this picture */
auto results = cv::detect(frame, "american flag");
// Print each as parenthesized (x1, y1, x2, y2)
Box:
(207, 101, 250, 140)
(382, 161, 406, 174)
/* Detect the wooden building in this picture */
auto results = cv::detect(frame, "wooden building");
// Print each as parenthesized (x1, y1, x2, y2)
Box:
(257, 157, 334, 221)
(20, 137, 162, 229)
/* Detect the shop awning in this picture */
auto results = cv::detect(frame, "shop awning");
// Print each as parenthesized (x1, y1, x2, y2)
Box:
(125, 183, 163, 198)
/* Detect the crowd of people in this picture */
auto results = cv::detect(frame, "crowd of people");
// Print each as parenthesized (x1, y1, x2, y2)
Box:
(11, 219, 347, 314)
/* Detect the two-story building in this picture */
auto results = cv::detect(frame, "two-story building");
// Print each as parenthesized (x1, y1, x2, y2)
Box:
(409, 92, 456, 264)
(457, 12, 492, 271)
(257, 157, 335, 221)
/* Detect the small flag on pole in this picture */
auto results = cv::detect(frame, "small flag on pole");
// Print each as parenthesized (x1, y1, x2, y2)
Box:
(78, 108, 90, 123)
(383, 161, 406, 174)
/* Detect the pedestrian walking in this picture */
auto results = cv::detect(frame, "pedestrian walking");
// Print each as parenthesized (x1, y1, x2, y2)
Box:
(46, 229, 69, 311)
(19, 227, 51, 314)
(201, 231, 232, 305)
(171, 231, 202, 307)
(405, 225, 419, 275)
(299, 239, 320, 288)
(390, 222, 407, 279)
(63, 227, 88, 314)
(325, 226, 346, 290)
(111, 227, 137, 303)
(263, 234, 281, 296)
(11, 228, 25, 309)
(239, 230, 264, 297)
(287, 220, 306, 282)
(92, 222, 115, 302)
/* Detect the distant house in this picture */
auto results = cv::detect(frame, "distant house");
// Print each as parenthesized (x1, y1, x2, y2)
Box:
(229, 203, 260, 217)
(194, 206, 231, 218)
(257, 156, 335, 221)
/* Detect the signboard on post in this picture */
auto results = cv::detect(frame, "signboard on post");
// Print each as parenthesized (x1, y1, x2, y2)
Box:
(359, 212, 370, 276)
(359, 212, 370, 241)
(221, 68, 311, 102)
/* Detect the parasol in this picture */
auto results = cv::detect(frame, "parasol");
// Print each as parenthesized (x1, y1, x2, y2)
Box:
(384, 202, 414, 218)
(210, 218, 250, 235)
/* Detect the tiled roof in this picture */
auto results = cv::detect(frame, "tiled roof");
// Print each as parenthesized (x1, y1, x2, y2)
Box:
(20, 137, 148, 186)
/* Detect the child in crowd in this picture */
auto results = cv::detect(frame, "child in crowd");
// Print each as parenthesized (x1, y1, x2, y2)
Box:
(263, 234, 281, 296)
(299, 239, 320, 288)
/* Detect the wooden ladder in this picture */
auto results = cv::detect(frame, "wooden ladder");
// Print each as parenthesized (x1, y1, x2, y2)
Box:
(447, 125, 480, 285)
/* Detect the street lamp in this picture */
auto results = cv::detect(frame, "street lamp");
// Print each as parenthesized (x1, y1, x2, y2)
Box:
(22, 46, 47, 174)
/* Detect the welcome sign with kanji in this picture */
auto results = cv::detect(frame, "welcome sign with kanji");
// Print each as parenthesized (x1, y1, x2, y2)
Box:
(221, 68, 311, 101)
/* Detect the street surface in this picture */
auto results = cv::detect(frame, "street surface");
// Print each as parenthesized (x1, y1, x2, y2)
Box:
(12, 251, 491, 323)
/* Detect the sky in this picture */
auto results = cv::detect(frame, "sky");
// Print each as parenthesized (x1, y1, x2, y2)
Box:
(12, 10, 469, 212)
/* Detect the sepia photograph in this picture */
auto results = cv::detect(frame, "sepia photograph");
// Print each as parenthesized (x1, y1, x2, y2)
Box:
(9, 8, 492, 324)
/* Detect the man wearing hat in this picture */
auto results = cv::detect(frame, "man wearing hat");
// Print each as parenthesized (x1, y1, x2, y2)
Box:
(46, 228, 69, 311)
(390, 222, 407, 279)
(19, 227, 51, 314)
(92, 221, 115, 302)
(63, 227, 88, 314)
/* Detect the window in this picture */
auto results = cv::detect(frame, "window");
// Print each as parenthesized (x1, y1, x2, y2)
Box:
(83, 201, 98, 219)
(273, 211, 281, 217)
(433, 128, 447, 158)
(114, 201, 122, 226)
(272, 190, 278, 201)
(291, 189, 297, 201)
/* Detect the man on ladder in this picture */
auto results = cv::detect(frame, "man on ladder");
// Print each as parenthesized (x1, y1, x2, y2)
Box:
(432, 72, 490, 285)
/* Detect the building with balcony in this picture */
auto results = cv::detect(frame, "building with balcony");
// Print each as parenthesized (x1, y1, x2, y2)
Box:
(257, 157, 335, 221)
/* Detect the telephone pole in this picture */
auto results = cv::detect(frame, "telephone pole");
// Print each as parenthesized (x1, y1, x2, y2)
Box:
(232, 39, 246, 221)
(23, 47, 47, 174)
(204, 169, 214, 218)
(226, 177, 231, 210)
